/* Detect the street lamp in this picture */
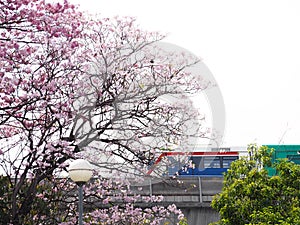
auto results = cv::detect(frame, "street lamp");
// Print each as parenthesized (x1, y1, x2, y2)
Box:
(68, 159, 93, 225)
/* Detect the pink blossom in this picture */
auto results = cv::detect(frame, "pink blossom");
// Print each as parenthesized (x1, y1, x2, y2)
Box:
(102, 198, 110, 204)
(36, 193, 44, 199)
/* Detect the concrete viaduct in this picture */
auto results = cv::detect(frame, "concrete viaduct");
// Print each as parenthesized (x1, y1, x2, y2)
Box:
(129, 176, 222, 225)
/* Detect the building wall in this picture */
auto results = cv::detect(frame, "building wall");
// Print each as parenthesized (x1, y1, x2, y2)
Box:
(181, 207, 220, 225)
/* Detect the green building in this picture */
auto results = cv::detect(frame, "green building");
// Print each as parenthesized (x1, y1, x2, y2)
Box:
(264, 144, 300, 176)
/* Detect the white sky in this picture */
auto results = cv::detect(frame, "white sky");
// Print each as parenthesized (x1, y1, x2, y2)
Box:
(70, 0, 300, 147)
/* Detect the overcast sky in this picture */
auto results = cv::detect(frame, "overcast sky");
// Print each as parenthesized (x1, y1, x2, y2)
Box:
(70, 0, 300, 147)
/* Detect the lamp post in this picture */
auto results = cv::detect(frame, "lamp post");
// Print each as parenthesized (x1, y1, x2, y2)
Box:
(68, 159, 93, 225)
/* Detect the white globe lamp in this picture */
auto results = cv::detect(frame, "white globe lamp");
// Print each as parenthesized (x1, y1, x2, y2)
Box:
(68, 159, 93, 225)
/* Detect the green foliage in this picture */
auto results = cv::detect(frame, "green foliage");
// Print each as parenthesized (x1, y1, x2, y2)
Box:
(178, 217, 188, 225)
(22, 180, 65, 225)
(0, 176, 11, 224)
(0, 176, 67, 224)
(211, 144, 300, 225)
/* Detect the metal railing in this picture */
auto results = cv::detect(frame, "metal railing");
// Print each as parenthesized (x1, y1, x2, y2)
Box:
(129, 176, 223, 205)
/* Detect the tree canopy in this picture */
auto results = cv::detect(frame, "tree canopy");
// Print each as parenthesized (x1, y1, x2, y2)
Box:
(0, 0, 209, 224)
(211, 144, 300, 225)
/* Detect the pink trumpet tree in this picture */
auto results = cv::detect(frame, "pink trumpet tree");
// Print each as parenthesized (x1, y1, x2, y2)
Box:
(0, 0, 208, 224)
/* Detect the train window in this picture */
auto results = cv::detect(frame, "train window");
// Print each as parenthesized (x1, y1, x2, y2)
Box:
(287, 155, 300, 164)
(222, 156, 238, 168)
(204, 156, 221, 168)
(166, 155, 189, 176)
(154, 159, 168, 176)
(166, 156, 182, 175)
(190, 156, 202, 169)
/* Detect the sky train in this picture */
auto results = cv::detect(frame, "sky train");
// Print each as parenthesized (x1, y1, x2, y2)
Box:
(146, 145, 300, 177)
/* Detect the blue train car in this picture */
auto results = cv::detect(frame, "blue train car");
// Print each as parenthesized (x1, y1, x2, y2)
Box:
(147, 151, 239, 177)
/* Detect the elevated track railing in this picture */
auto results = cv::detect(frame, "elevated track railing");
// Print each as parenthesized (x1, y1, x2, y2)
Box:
(128, 176, 223, 207)
(64, 176, 224, 209)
